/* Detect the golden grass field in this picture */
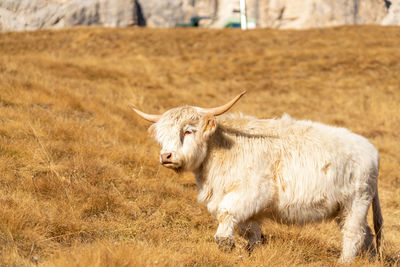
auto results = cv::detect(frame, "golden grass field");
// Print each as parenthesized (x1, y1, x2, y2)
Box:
(0, 26, 400, 266)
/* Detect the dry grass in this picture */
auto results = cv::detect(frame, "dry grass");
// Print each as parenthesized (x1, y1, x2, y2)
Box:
(0, 26, 400, 266)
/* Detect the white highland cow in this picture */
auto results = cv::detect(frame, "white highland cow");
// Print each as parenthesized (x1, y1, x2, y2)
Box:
(130, 91, 383, 263)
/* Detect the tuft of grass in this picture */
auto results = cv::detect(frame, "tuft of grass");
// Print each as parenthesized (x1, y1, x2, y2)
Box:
(0, 25, 399, 266)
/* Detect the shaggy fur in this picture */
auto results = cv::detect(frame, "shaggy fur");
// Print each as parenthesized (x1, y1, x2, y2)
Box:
(146, 106, 383, 263)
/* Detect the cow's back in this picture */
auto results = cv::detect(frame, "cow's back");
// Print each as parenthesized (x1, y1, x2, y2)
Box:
(213, 114, 379, 223)
(262, 116, 378, 223)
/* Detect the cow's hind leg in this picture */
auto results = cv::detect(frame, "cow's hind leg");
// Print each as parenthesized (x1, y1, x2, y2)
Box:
(340, 196, 372, 263)
(362, 225, 376, 258)
(238, 220, 264, 251)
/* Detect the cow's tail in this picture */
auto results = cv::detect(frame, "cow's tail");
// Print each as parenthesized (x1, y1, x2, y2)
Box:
(372, 185, 384, 261)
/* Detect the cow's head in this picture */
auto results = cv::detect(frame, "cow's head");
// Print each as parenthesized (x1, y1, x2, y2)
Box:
(129, 92, 245, 172)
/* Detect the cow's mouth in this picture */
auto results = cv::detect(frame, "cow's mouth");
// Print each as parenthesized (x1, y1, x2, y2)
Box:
(161, 161, 181, 169)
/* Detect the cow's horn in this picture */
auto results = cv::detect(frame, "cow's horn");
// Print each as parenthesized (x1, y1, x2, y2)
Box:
(129, 104, 161, 123)
(199, 91, 246, 116)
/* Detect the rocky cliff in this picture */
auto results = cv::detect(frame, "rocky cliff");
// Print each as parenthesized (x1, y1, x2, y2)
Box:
(0, 0, 399, 32)
(0, 0, 139, 31)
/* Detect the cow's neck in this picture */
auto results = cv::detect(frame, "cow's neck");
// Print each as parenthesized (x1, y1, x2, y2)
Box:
(192, 126, 248, 207)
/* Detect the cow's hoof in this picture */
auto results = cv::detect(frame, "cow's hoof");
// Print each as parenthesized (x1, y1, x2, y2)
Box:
(246, 235, 266, 252)
(215, 236, 235, 252)
(245, 242, 257, 252)
(246, 239, 265, 254)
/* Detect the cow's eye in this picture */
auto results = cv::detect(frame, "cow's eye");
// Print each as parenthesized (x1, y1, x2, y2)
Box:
(184, 130, 192, 136)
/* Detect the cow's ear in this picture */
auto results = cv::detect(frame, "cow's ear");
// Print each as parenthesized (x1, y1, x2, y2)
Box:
(201, 115, 217, 138)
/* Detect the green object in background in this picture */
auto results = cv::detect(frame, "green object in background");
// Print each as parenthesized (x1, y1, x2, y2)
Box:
(176, 16, 211, 27)
(223, 17, 256, 28)
(223, 17, 241, 28)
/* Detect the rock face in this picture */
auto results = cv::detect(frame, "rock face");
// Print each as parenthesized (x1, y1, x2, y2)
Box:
(257, 0, 388, 29)
(137, 1, 188, 27)
(382, 0, 400, 25)
(0, 0, 139, 32)
(0, 0, 398, 32)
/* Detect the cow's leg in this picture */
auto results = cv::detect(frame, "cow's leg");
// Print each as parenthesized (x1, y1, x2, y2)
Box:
(362, 225, 376, 258)
(340, 196, 372, 263)
(238, 220, 264, 251)
(214, 190, 269, 251)
(214, 210, 236, 251)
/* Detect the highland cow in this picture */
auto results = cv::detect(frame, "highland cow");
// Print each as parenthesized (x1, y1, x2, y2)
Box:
(130, 91, 383, 263)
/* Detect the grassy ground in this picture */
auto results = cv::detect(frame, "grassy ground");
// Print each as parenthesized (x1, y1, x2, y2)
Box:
(0, 26, 399, 266)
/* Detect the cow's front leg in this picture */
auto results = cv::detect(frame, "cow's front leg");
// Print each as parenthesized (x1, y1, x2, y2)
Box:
(213, 186, 270, 252)
(214, 210, 237, 251)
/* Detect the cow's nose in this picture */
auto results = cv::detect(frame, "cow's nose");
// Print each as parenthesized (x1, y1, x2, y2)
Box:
(161, 152, 172, 163)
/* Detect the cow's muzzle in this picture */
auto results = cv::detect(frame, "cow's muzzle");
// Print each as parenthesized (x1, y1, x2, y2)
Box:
(160, 152, 181, 169)
(161, 152, 173, 164)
